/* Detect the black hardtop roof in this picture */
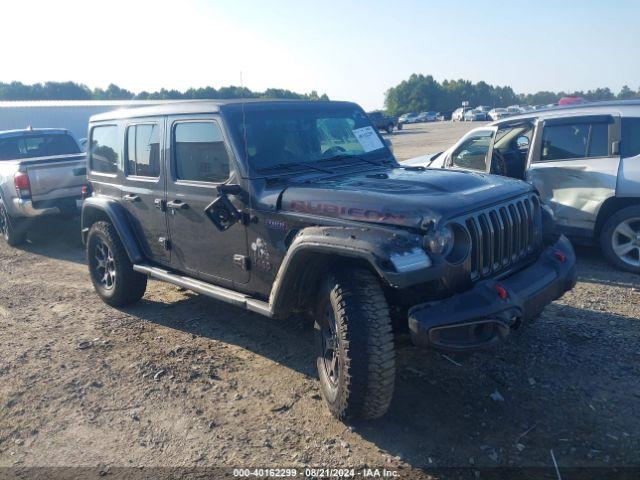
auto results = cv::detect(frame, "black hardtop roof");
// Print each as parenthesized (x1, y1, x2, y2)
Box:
(89, 99, 359, 123)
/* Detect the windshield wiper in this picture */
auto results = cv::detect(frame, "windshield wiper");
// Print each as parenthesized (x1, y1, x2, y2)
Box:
(319, 154, 387, 167)
(256, 162, 334, 175)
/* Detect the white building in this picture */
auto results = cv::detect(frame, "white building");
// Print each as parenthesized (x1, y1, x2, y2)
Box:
(0, 100, 173, 139)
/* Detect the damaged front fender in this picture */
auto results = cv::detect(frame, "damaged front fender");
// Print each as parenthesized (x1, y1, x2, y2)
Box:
(268, 225, 441, 318)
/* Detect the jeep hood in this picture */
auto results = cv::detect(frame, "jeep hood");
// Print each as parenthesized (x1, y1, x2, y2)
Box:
(279, 167, 533, 229)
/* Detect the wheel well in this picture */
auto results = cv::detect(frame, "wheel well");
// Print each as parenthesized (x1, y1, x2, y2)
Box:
(274, 251, 383, 317)
(81, 206, 111, 241)
(595, 197, 640, 237)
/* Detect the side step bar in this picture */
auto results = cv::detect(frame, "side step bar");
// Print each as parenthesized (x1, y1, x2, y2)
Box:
(133, 264, 273, 317)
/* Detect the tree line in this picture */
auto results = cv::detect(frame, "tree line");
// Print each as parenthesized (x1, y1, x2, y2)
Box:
(0, 81, 329, 102)
(384, 74, 640, 115)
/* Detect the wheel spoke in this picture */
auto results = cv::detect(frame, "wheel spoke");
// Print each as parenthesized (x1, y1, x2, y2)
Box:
(614, 242, 635, 256)
(93, 241, 116, 289)
(320, 304, 341, 386)
(331, 355, 339, 377)
(615, 221, 637, 241)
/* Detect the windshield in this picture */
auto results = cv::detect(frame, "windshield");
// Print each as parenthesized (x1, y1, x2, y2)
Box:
(0, 133, 80, 160)
(224, 104, 391, 175)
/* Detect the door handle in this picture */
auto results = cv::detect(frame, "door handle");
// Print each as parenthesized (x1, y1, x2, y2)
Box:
(123, 194, 140, 202)
(167, 199, 189, 210)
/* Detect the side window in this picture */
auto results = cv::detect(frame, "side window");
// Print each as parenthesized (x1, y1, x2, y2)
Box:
(541, 122, 609, 161)
(621, 118, 640, 158)
(126, 124, 160, 177)
(90, 125, 119, 173)
(587, 123, 608, 157)
(451, 131, 493, 171)
(174, 121, 230, 183)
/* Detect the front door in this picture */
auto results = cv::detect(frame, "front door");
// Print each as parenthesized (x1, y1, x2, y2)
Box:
(165, 115, 250, 285)
(526, 115, 620, 234)
(445, 127, 497, 172)
(119, 118, 170, 264)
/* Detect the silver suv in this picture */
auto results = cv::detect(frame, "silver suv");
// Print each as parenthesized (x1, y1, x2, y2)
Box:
(409, 100, 640, 273)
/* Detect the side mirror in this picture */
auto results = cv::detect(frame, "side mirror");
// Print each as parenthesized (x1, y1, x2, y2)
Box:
(204, 195, 242, 231)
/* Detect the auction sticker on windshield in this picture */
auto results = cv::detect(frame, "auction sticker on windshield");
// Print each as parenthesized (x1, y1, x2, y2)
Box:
(352, 126, 384, 152)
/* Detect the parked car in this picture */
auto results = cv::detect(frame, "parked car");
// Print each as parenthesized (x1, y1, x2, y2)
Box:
(399, 112, 420, 124)
(436, 111, 453, 121)
(82, 99, 576, 421)
(367, 111, 398, 133)
(464, 109, 489, 121)
(406, 100, 640, 273)
(477, 105, 492, 113)
(488, 108, 509, 121)
(452, 107, 468, 121)
(506, 106, 523, 115)
(0, 127, 86, 245)
(417, 111, 437, 122)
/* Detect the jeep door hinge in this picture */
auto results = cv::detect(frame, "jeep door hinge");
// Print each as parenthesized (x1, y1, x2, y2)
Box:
(233, 254, 250, 271)
(159, 237, 171, 250)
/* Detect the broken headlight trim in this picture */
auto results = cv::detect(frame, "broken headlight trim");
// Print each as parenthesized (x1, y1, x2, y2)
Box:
(389, 247, 432, 272)
(423, 224, 454, 257)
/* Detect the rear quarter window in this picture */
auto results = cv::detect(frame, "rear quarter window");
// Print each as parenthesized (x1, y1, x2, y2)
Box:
(621, 118, 640, 158)
(90, 125, 119, 174)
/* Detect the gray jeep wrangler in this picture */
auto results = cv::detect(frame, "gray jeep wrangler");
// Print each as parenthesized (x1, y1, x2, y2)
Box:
(82, 100, 576, 421)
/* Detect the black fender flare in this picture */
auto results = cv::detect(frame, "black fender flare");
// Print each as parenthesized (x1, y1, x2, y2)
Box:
(81, 197, 145, 264)
(269, 225, 435, 318)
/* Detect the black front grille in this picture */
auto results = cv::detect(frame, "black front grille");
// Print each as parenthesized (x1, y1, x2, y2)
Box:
(463, 195, 541, 280)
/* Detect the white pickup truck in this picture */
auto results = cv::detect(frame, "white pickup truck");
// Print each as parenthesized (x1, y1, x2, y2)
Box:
(0, 128, 86, 245)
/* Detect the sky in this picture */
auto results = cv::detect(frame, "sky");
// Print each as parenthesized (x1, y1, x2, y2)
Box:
(1, 0, 639, 110)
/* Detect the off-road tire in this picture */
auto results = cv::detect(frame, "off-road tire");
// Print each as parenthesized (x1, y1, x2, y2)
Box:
(600, 205, 640, 273)
(0, 199, 26, 246)
(314, 267, 396, 421)
(87, 221, 147, 306)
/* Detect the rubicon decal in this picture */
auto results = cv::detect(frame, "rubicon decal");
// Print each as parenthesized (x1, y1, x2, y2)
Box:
(290, 200, 408, 224)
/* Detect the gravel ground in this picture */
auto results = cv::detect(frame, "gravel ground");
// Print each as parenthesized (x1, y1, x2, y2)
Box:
(1, 122, 639, 479)
(386, 121, 486, 161)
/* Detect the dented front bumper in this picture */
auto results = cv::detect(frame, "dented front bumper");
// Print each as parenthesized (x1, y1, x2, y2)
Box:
(408, 236, 577, 351)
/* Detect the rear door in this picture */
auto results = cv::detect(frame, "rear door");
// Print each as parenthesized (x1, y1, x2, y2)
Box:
(526, 114, 620, 234)
(165, 115, 249, 285)
(119, 118, 170, 264)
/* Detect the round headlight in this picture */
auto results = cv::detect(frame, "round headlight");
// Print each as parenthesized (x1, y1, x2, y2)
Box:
(423, 223, 471, 264)
(423, 225, 454, 257)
